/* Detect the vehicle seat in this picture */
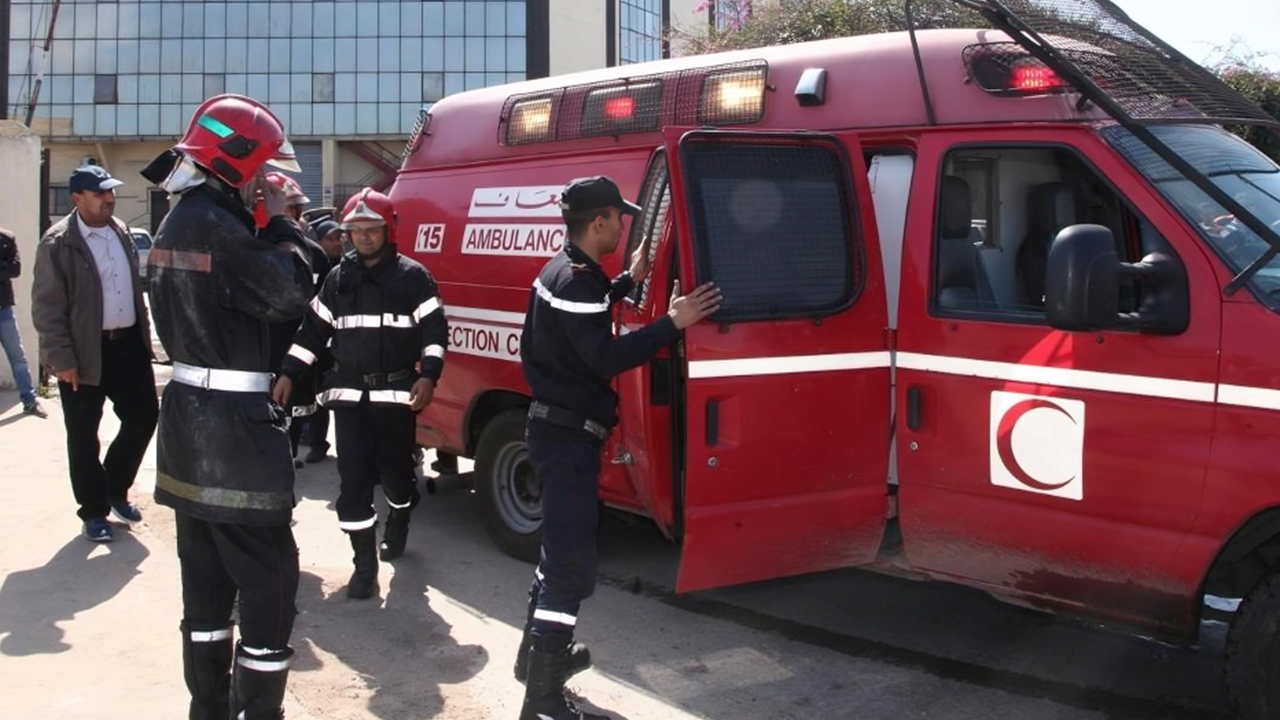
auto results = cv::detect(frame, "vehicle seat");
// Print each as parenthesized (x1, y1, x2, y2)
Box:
(1018, 182, 1079, 307)
(936, 176, 996, 309)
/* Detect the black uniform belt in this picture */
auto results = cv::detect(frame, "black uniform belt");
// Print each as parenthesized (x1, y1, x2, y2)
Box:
(102, 325, 136, 341)
(528, 401, 610, 442)
(335, 366, 413, 387)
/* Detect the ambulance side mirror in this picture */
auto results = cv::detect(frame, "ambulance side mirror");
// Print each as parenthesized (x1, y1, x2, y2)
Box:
(1045, 224, 1120, 331)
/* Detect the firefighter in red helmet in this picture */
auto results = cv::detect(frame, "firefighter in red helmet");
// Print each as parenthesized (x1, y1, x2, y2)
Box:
(275, 187, 449, 599)
(143, 94, 315, 720)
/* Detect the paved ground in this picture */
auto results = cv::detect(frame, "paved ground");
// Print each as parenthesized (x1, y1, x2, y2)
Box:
(0, 377, 1236, 720)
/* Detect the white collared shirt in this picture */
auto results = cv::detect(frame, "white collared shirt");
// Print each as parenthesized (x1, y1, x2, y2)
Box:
(76, 213, 137, 331)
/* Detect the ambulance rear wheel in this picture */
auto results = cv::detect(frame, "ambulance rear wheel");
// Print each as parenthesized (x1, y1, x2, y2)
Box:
(1226, 570, 1280, 720)
(475, 410, 542, 563)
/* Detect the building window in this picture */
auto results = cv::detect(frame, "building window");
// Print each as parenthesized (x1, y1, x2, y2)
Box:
(49, 186, 73, 216)
(620, 0, 665, 65)
(314, 73, 336, 103)
(94, 75, 118, 104)
(204, 74, 226, 98)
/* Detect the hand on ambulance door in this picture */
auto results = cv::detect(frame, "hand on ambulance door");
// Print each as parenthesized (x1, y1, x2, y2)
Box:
(668, 280, 722, 329)
(271, 375, 294, 406)
(629, 239, 652, 284)
(409, 378, 436, 412)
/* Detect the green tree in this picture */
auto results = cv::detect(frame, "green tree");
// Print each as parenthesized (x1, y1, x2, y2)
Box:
(1209, 45, 1280, 163)
(674, 0, 978, 55)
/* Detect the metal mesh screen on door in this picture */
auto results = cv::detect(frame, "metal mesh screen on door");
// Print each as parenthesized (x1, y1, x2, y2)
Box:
(960, 0, 1279, 128)
(681, 140, 860, 322)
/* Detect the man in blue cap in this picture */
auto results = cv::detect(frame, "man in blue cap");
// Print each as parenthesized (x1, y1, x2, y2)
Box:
(32, 165, 158, 542)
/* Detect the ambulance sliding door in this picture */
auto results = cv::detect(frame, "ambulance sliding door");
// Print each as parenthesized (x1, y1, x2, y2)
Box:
(663, 130, 892, 593)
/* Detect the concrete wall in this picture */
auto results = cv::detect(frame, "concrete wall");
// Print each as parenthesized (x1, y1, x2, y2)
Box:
(0, 123, 43, 392)
(549, 0, 608, 76)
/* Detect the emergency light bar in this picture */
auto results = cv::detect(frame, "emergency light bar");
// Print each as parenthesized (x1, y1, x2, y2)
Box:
(500, 60, 769, 146)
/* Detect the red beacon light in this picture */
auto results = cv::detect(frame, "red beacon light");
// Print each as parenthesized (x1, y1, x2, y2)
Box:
(604, 95, 636, 119)
(1009, 59, 1070, 93)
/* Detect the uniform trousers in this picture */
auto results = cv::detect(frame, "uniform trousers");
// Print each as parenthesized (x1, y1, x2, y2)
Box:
(333, 398, 417, 529)
(525, 428, 602, 641)
(175, 512, 299, 650)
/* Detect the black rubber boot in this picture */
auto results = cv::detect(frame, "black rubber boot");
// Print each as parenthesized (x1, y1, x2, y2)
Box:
(379, 507, 411, 561)
(231, 643, 293, 720)
(346, 527, 380, 600)
(514, 587, 591, 684)
(517, 635, 608, 720)
(181, 621, 233, 720)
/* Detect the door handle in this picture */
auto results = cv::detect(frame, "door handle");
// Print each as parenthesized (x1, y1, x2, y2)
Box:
(906, 386, 922, 431)
(706, 399, 720, 447)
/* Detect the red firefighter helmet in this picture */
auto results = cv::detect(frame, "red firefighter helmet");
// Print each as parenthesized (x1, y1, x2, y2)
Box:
(174, 94, 300, 188)
(265, 172, 311, 206)
(340, 188, 397, 244)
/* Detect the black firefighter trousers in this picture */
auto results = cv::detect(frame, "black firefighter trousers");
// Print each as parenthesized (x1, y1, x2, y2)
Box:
(333, 398, 418, 531)
(176, 512, 299, 651)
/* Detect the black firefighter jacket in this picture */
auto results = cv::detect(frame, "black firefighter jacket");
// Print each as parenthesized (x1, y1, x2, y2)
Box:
(149, 180, 314, 527)
(281, 242, 447, 410)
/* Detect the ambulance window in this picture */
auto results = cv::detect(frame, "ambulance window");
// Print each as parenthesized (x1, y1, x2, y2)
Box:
(682, 141, 858, 321)
(934, 146, 1145, 317)
(624, 149, 671, 307)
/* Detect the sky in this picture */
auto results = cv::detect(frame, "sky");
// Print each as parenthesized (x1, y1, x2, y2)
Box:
(1113, 0, 1280, 71)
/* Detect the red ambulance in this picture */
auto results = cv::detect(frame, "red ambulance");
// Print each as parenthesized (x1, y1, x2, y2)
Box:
(389, 3, 1280, 715)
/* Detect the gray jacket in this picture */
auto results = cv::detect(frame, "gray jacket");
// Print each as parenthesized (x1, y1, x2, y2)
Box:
(31, 212, 150, 386)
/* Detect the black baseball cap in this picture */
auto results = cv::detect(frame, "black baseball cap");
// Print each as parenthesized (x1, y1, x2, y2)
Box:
(312, 219, 341, 241)
(69, 165, 124, 194)
(560, 176, 641, 217)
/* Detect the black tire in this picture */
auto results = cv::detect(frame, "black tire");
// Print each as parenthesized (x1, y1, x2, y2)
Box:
(1226, 571, 1280, 720)
(474, 409, 542, 563)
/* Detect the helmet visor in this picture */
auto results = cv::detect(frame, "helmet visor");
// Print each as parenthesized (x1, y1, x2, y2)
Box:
(268, 138, 301, 172)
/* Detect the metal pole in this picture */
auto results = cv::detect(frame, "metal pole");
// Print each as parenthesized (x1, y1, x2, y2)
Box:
(0, 0, 11, 120)
(24, 0, 60, 127)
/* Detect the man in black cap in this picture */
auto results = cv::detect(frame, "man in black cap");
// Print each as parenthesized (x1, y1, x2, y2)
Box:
(514, 176, 720, 720)
(32, 165, 158, 542)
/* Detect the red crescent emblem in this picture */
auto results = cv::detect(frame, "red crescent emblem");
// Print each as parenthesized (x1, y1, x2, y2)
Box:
(996, 398, 1077, 491)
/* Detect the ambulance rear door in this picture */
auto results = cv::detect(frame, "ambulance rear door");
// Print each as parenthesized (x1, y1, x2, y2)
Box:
(663, 129, 893, 593)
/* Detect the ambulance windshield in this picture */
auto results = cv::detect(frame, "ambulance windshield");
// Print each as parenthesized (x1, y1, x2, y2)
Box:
(1105, 124, 1280, 300)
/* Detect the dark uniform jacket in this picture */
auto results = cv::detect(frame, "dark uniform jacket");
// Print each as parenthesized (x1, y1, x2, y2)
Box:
(0, 228, 19, 308)
(31, 213, 151, 386)
(149, 180, 313, 527)
(520, 242, 679, 441)
(281, 242, 448, 409)
(268, 234, 333, 415)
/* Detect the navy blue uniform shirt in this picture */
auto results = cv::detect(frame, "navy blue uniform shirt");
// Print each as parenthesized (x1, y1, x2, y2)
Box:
(520, 242, 680, 437)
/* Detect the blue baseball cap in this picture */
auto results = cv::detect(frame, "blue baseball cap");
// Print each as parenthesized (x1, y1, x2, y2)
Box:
(69, 165, 124, 194)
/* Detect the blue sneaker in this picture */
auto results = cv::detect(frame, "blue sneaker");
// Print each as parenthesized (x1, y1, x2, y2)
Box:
(83, 517, 113, 543)
(110, 501, 143, 524)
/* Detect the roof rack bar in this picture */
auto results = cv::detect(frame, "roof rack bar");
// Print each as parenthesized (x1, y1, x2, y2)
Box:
(904, 0, 938, 126)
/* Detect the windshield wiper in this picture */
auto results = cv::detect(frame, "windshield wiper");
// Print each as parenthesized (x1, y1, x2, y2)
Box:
(1229, 246, 1280, 295)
